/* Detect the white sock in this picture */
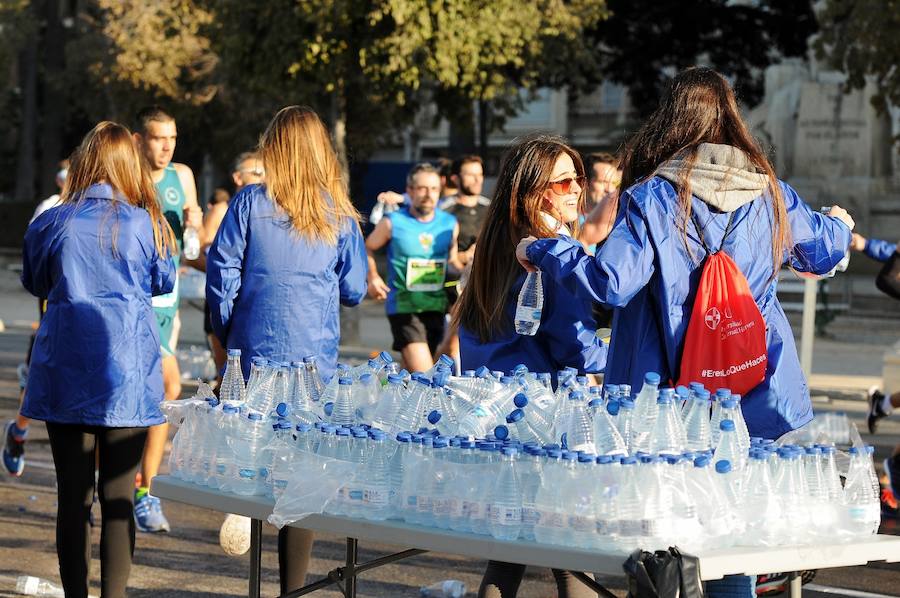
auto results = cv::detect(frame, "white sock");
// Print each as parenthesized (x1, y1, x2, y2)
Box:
(881, 394, 894, 415)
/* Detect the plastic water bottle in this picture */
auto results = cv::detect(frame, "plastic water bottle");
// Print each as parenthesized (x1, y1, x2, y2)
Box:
(387, 433, 412, 519)
(741, 450, 784, 546)
(514, 271, 543, 336)
(394, 377, 432, 435)
(502, 409, 542, 444)
(719, 397, 750, 452)
(714, 459, 745, 532)
(649, 388, 685, 456)
(562, 390, 596, 453)
(682, 388, 712, 452)
(629, 372, 660, 453)
(353, 373, 380, 421)
(370, 373, 406, 431)
(229, 411, 271, 496)
(512, 394, 555, 444)
(713, 419, 746, 473)
(331, 376, 355, 425)
(362, 431, 392, 520)
(15, 576, 64, 597)
(302, 356, 326, 404)
(842, 446, 881, 536)
(183, 225, 201, 260)
(709, 388, 731, 446)
(615, 398, 634, 452)
(220, 349, 246, 406)
(420, 580, 465, 598)
(591, 400, 627, 456)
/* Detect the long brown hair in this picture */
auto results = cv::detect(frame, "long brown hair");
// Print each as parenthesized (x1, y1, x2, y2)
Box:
(619, 67, 789, 276)
(62, 121, 175, 256)
(454, 135, 585, 342)
(258, 106, 359, 244)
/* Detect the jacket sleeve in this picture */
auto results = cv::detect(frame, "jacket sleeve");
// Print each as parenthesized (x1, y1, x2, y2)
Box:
(539, 282, 608, 374)
(146, 221, 176, 297)
(206, 193, 250, 343)
(782, 182, 852, 274)
(20, 218, 51, 299)
(526, 193, 656, 308)
(864, 238, 896, 263)
(336, 219, 368, 307)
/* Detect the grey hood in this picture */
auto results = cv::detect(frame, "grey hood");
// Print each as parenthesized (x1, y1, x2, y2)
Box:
(655, 143, 769, 212)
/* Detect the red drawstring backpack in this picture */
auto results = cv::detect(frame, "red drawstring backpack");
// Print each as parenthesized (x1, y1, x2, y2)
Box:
(677, 212, 768, 395)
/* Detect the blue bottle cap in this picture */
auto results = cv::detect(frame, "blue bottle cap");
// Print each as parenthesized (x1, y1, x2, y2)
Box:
(433, 437, 449, 448)
(621, 456, 638, 465)
(675, 385, 690, 399)
(513, 393, 529, 408)
(639, 455, 655, 464)
(507, 409, 525, 423)
(296, 422, 312, 433)
(336, 427, 351, 436)
(359, 373, 373, 384)
(605, 383, 620, 394)
(462, 370, 476, 377)
(338, 376, 352, 385)
(657, 388, 674, 404)
(433, 371, 449, 387)
(449, 437, 461, 447)
(596, 455, 613, 464)
(719, 419, 735, 432)
(606, 400, 620, 416)
(387, 373, 404, 384)
(693, 456, 710, 468)
(396, 433, 411, 442)
(512, 363, 528, 374)
(379, 351, 393, 363)
(493, 425, 509, 440)
(352, 430, 368, 438)
(578, 454, 595, 463)
(427, 410, 441, 425)
(561, 451, 578, 461)
(620, 398, 635, 410)
(275, 403, 290, 417)
(664, 455, 681, 465)
(716, 388, 731, 398)
(227, 348, 242, 357)
(460, 439, 475, 449)
(588, 398, 603, 409)
(715, 459, 732, 474)
(323, 402, 334, 416)
(370, 431, 386, 441)
(721, 399, 737, 409)
(499, 375, 517, 385)
(336, 363, 350, 371)
(543, 443, 561, 451)
(569, 390, 585, 401)
(576, 375, 588, 385)
(251, 356, 267, 366)
(475, 366, 492, 378)
(644, 372, 661, 385)
(696, 389, 711, 400)
(248, 412, 263, 421)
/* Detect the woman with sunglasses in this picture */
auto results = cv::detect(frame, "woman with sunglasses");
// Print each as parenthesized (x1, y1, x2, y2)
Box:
(515, 68, 853, 596)
(21, 121, 176, 598)
(454, 134, 606, 598)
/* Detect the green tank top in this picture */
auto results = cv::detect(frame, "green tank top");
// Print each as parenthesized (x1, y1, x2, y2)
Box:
(153, 164, 186, 309)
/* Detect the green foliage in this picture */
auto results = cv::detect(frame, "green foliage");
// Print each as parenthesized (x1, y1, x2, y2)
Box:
(815, 0, 900, 114)
(588, 0, 818, 115)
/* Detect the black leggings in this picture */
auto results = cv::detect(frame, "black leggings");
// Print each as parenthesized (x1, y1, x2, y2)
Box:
(478, 561, 598, 598)
(278, 527, 314, 594)
(46, 423, 147, 598)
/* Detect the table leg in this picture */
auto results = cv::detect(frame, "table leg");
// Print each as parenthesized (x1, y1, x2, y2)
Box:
(344, 537, 358, 598)
(788, 571, 802, 598)
(249, 518, 263, 598)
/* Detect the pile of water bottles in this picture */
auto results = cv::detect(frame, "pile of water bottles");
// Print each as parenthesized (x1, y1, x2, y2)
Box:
(164, 349, 881, 552)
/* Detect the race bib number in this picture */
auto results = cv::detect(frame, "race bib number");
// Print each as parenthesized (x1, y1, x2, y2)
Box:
(406, 258, 446, 292)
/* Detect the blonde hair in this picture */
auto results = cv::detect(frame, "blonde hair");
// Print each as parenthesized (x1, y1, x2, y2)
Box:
(62, 121, 175, 256)
(259, 106, 360, 244)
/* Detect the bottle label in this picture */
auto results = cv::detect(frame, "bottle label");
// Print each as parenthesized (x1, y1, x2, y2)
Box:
(433, 498, 452, 516)
(364, 488, 387, 506)
(446, 497, 463, 519)
(568, 514, 594, 533)
(348, 489, 363, 502)
(491, 506, 522, 524)
(238, 468, 257, 480)
(515, 306, 542, 322)
(463, 500, 481, 520)
(539, 511, 565, 529)
(521, 506, 540, 526)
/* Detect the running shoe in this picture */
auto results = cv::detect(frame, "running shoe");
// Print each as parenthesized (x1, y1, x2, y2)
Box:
(867, 387, 889, 434)
(885, 455, 900, 499)
(134, 491, 171, 533)
(2, 421, 25, 477)
(756, 573, 787, 596)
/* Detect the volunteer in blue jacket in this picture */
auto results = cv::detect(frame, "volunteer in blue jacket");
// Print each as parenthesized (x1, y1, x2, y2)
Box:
(454, 135, 606, 598)
(206, 105, 367, 594)
(516, 68, 853, 597)
(21, 121, 176, 598)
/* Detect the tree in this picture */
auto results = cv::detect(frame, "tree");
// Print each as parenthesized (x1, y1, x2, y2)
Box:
(586, 0, 818, 116)
(815, 0, 900, 116)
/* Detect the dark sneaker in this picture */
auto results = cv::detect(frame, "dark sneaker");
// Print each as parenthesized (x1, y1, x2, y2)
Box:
(134, 491, 171, 533)
(867, 387, 888, 434)
(2, 421, 25, 477)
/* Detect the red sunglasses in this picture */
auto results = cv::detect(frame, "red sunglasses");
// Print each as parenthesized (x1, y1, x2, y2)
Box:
(548, 175, 586, 195)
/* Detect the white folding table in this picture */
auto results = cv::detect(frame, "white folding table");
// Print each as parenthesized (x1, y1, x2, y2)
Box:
(151, 476, 900, 598)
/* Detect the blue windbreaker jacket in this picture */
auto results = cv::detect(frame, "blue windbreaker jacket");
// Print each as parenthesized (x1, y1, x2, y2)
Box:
(526, 177, 851, 439)
(460, 226, 607, 384)
(864, 238, 895, 262)
(206, 184, 368, 381)
(21, 184, 176, 427)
